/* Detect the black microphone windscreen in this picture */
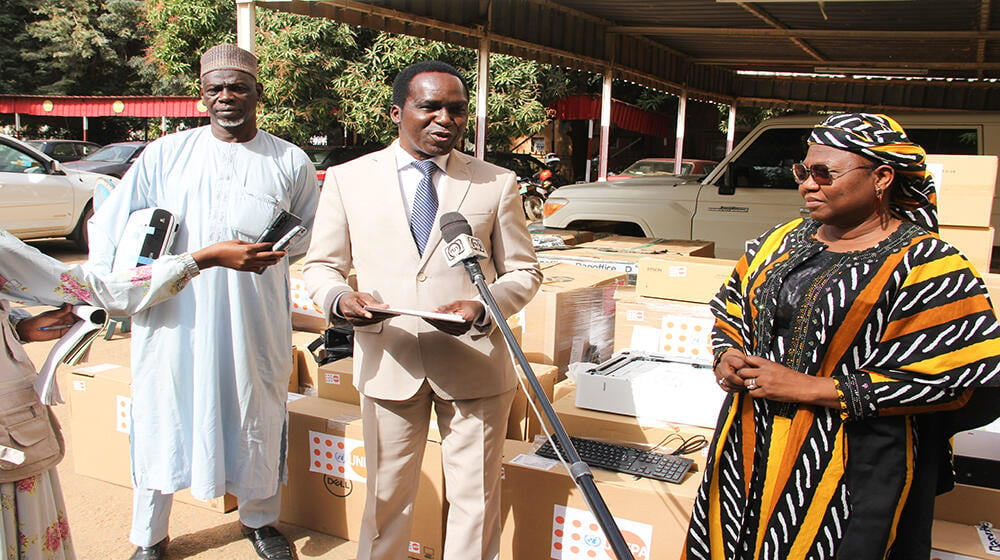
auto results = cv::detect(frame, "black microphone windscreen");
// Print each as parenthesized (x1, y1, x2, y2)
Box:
(439, 211, 472, 242)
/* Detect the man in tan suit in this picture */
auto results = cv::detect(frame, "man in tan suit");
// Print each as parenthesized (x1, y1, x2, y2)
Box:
(303, 61, 542, 560)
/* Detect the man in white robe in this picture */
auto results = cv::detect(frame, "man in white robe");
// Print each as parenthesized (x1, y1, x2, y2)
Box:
(87, 44, 319, 560)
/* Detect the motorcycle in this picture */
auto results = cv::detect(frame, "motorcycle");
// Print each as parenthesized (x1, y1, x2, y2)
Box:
(520, 168, 566, 220)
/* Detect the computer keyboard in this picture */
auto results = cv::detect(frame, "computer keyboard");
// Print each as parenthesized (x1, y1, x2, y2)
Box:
(534, 436, 694, 484)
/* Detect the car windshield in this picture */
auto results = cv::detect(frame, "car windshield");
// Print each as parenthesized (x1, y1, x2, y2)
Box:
(622, 160, 676, 175)
(82, 144, 137, 163)
(620, 160, 702, 175)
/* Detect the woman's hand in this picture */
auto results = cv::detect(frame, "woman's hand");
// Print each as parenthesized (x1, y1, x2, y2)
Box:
(192, 240, 285, 273)
(715, 348, 752, 393)
(737, 354, 840, 407)
(16, 303, 79, 343)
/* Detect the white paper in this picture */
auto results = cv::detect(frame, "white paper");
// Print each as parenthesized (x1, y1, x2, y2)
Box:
(976, 522, 1000, 556)
(33, 305, 109, 405)
(363, 306, 465, 323)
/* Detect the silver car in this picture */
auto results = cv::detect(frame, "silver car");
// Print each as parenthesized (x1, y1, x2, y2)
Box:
(0, 134, 117, 251)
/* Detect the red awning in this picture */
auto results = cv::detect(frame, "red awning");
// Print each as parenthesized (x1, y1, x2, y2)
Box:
(552, 94, 672, 138)
(0, 95, 205, 118)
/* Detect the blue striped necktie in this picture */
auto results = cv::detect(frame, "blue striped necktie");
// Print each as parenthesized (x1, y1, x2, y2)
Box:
(410, 159, 439, 256)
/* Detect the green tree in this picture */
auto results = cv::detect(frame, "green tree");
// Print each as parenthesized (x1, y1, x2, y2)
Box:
(23, 0, 151, 95)
(145, 0, 359, 143)
(0, 0, 43, 94)
(333, 33, 565, 148)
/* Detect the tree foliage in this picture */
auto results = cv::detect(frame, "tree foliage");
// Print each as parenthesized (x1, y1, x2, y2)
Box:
(0, 0, 42, 94)
(146, 0, 360, 143)
(333, 33, 564, 148)
(5, 0, 570, 146)
(22, 0, 151, 95)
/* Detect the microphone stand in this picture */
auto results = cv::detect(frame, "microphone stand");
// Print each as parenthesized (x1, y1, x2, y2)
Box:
(462, 260, 636, 560)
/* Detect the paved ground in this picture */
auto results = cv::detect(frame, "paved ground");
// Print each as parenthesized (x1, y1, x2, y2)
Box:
(19, 239, 358, 560)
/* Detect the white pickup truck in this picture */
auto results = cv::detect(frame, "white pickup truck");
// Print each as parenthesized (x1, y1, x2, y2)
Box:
(543, 113, 1000, 259)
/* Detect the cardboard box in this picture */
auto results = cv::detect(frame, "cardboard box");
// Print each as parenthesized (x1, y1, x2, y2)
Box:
(636, 255, 736, 303)
(579, 236, 715, 258)
(926, 154, 999, 228)
(519, 263, 625, 372)
(68, 363, 237, 513)
(279, 397, 444, 558)
(931, 484, 1000, 559)
(552, 378, 576, 404)
(613, 290, 714, 365)
(508, 363, 559, 441)
(932, 520, 1000, 559)
(317, 358, 358, 405)
(79, 329, 132, 366)
(292, 330, 323, 393)
(981, 272, 1000, 317)
(939, 226, 994, 273)
(536, 237, 714, 286)
(531, 228, 596, 249)
(290, 277, 329, 333)
(500, 439, 705, 560)
(536, 250, 642, 286)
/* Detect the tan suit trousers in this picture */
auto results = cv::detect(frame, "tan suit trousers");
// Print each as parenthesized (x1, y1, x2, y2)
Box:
(356, 381, 515, 560)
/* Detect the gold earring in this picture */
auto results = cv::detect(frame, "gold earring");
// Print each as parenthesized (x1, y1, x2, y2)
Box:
(874, 185, 885, 200)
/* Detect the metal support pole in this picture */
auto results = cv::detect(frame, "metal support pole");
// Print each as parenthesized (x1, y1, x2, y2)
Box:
(236, 0, 256, 53)
(599, 70, 613, 181)
(726, 104, 737, 155)
(475, 32, 490, 159)
(673, 89, 687, 175)
(585, 119, 595, 183)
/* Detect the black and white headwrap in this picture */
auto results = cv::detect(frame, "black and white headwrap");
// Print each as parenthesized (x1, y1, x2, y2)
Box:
(808, 113, 937, 232)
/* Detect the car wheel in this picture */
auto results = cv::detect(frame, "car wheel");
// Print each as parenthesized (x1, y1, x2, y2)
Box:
(68, 201, 93, 252)
(522, 194, 544, 221)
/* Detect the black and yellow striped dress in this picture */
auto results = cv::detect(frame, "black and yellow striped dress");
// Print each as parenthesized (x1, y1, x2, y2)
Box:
(684, 218, 1000, 560)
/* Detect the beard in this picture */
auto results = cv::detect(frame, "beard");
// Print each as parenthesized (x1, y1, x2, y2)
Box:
(214, 114, 248, 128)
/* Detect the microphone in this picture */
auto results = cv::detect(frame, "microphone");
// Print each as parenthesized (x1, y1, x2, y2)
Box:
(440, 212, 487, 279)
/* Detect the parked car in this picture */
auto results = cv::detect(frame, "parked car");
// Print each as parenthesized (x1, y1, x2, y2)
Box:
(485, 152, 548, 182)
(607, 157, 718, 180)
(0, 134, 117, 250)
(24, 139, 102, 162)
(303, 144, 383, 184)
(62, 141, 147, 178)
(543, 112, 1000, 259)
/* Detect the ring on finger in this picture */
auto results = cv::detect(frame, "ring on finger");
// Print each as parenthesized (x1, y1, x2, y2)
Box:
(746, 378, 758, 390)
(718, 377, 727, 387)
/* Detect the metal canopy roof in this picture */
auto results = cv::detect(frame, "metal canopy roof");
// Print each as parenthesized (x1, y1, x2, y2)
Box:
(251, 0, 1000, 111)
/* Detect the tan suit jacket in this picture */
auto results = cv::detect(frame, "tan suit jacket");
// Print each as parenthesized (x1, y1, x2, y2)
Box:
(303, 144, 542, 401)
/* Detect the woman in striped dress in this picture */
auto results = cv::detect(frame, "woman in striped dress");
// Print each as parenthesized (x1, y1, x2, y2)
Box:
(684, 113, 1000, 560)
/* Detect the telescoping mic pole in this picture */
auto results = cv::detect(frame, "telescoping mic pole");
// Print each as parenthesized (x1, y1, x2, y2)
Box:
(439, 212, 635, 560)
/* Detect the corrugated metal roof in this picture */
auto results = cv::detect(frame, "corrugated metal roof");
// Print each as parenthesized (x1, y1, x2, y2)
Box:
(253, 0, 1000, 111)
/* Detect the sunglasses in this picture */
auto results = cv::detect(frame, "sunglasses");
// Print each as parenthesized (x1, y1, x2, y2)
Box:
(792, 163, 876, 185)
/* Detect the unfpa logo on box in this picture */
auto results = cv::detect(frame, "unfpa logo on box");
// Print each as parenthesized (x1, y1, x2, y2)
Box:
(550, 505, 652, 560)
(309, 431, 367, 483)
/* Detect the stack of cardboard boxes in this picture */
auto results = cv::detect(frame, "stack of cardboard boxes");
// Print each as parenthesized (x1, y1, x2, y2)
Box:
(67, 332, 239, 513)
(930, 154, 998, 273)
